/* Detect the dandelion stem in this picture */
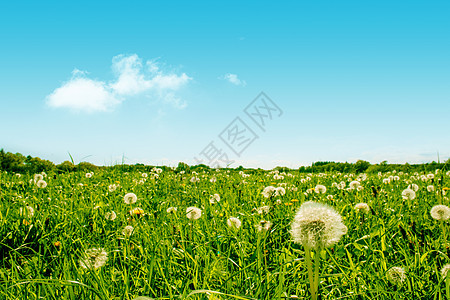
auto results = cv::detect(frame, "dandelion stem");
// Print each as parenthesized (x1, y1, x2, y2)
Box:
(441, 222, 447, 249)
(304, 245, 316, 300)
(446, 276, 450, 299)
(313, 248, 321, 298)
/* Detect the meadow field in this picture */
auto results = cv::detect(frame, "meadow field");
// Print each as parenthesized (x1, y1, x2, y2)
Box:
(0, 167, 449, 299)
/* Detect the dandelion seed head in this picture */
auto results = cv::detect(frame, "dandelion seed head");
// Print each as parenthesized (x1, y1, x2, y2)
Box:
(34, 174, 43, 183)
(19, 206, 34, 218)
(290, 201, 347, 249)
(124, 193, 137, 204)
(354, 203, 370, 214)
(227, 217, 242, 229)
(190, 176, 200, 183)
(256, 205, 270, 214)
(262, 186, 276, 198)
(167, 207, 177, 214)
(36, 180, 47, 188)
(401, 188, 416, 200)
(79, 248, 108, 270)
(441, 264, 450, 279)
(275, 186, 286, 196)
(314, 185, 327, 194)
(105, 211, 117, 221)
(386, 267, 406, 285)
(408, 184, 419, 192)
(257, 220, 272, 232)
(122, 225, 134, 237)
(349, 181, 361, 189)
(186, 206, 202, 220)
(108, 184, 119, 192)
(209, 194, 220, 204)
(430, 205, 450, 221)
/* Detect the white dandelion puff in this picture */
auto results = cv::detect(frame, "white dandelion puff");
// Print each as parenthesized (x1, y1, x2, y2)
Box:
(167, 207, 178, 214)
(256, 205, 270, 214)
(79, 248, 108, 270)
(124, 193, 137, 204)
(349, 181, 361, 190)
(105, 211, 117, 221)
(209, 194, 221, 204)
(386, 267, 406, 285)
(36, 180, 47, 188)
(401, 188, 416, 200)
(122, 225, 134, 237)
(427, 185, 435, 192)
(256, 220, 272, 232)
(227, 217, 242, 229)
(108, 184, 119, 192)
(19, 206, 35, 218)
(273, 174, 284, 180)
(275, 186, 286, 196)
(262, 186, 276, 198)
(430, 205, 450, 221)
(441, 264, 450, 279)
(314, 185, 327, 194)
(408, 184, 419, 192)
(262, 186, 285, 198)
(190, 176, 200, 183)
(34, 174, 43, 183)
(186, 206, 202, 220)
(290, 201, 347, 250)
(354, 203, 370, 214)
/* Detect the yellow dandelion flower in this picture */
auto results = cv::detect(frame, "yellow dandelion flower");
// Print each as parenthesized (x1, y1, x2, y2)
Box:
(129, 207, 144, 216)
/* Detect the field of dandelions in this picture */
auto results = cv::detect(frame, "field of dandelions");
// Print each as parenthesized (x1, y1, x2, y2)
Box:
(1, 168, 449, 300)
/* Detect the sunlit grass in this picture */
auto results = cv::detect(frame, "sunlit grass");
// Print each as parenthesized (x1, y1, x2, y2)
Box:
(0, 168, 449, 299)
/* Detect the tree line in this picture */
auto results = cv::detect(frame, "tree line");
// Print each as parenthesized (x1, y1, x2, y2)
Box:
(0, 149, 448, 174)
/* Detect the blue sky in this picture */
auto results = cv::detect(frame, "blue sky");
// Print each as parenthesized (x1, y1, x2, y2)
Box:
(1, 0, 449, 169)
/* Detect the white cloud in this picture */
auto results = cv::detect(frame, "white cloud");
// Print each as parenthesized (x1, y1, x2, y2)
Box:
(221, 73, 246, 86)
(46, 54, 191, 112)
(46, 76, 120, 113)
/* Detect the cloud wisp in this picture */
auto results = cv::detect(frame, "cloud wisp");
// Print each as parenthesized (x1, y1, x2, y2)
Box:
(221, 73, 246, 86)
(46, 54, 191, 112)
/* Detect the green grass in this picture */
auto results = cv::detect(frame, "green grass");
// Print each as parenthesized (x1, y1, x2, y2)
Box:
(0, 169, 449, 299)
